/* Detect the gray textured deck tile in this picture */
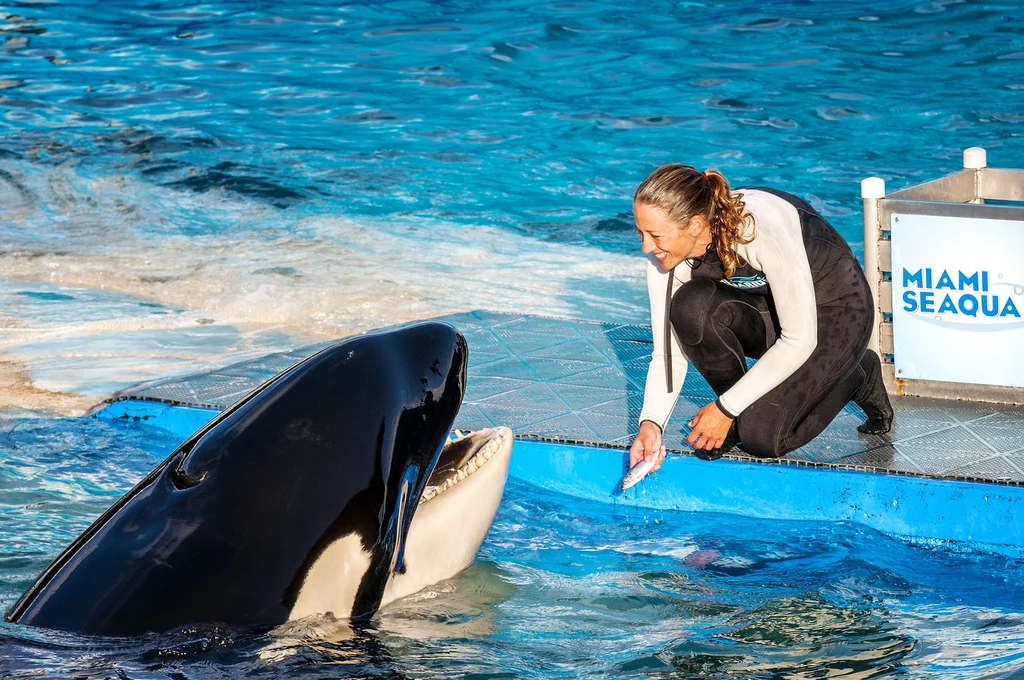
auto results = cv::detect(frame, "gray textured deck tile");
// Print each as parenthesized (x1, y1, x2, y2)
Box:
(603, 325, 653, 342)
(832, 447, 926, 474)
(204, 388, 257, 407)
(582, 394, 646, 419)
(491, 329, 572, 355)
(578, 333, 617, 355)
(461, 328, 514, 356)
(678, 377, 719, 402)
(548, 384, 631, 412)
(598, 339, 656, 364)
(893, 398, 1003, 425)
(519, 356, 606, 382)
(477, 382, 571, 414)
(945, 456, 1024, 483)
(553, 365, 638, 391)
(463, 376, 536, 402)
(898, 425, 994, 453)
(659, 423, 698, 452)
(467, 350, 513, 368)
(493, 315, 583, 337)
(131, 383, 200, 404)
(578, 411, 640, 443)
(463, 327, 512, 350)
(889, 441, 994, 476)
(475, 404, 569, 431)
(874, 418, 960, 443)
(518, 413, 600, 442)
(452, 404, 494, 431)
(471, 356, 540, 382)
(567, 319, 618, 336)
(969, 410, 1024, 429)
(786, 446, 845, 464)
(136, 375, 264, 406)
(525, 339, 613, 365)
(962, 424, 1024, 454)
(790, 416, 872, 463)
(618, 357, 654, 387)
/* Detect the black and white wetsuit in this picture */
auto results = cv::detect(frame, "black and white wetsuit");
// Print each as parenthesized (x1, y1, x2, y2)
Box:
(638, 187, 874, 458)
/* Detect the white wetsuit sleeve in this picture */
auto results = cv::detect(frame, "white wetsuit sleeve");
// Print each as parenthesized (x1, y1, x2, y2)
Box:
(638, 256, 691, 429)
(717, 201, 818, 417)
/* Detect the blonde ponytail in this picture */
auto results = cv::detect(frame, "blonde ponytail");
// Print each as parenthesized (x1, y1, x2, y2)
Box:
(702, 169, 755, 277)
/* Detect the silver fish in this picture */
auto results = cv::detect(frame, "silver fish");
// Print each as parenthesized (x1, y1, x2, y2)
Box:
(621, 458, 657, 491)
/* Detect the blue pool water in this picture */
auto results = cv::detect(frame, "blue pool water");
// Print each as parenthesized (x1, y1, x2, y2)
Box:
(3, 0, 1022, 400)
(3, 415, 1024, 678)
(2, 0, 1023, 676)
(2, 417, 1024, 675)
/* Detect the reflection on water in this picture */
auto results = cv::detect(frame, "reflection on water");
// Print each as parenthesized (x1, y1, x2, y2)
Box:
(2, 416, 1024, 678)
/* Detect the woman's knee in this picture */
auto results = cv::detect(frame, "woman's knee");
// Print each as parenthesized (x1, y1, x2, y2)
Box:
(739, 437, 788, 459)
(669, 278, 718, 346)
(737, 407, 790, 459)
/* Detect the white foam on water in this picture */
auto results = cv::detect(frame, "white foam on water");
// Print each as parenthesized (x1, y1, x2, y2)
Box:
(0, 163, 648, 414)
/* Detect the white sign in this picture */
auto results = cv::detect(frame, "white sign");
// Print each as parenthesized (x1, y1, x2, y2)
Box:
(890, 212, 1024, 388)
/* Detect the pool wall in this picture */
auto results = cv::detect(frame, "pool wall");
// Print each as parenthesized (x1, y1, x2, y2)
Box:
(511, 439, 1024, 559)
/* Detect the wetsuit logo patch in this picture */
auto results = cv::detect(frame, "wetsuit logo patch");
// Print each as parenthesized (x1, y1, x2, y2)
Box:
(720, 274, 768, 290)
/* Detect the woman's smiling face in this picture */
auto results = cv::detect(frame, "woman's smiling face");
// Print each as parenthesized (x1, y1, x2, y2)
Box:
(633, 201, 709, 271)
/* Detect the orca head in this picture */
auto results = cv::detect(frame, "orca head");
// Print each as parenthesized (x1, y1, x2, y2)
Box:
(6, 321, 470, 635)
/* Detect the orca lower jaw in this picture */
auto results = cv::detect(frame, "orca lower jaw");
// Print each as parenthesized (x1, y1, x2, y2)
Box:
(420, 427, 511, 503)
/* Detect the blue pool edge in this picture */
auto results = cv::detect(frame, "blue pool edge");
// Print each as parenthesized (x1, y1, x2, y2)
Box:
(95, 399, 1024, 560)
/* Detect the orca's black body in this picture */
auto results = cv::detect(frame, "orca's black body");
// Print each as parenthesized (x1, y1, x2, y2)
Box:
(5, 322, 467, 636)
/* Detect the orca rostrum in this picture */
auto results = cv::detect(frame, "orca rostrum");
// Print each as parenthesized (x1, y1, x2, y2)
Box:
(5, 321, 514, 636)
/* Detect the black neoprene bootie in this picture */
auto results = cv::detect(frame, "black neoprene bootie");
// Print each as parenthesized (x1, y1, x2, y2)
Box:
(694, 421, 740, 461)
(852, 349, 894, 435)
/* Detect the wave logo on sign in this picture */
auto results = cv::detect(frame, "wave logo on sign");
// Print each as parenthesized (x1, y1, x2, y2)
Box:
(900, 268, 1024, 331)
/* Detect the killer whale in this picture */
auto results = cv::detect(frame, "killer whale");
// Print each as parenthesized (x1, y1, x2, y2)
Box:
(5, 321, 513, 636)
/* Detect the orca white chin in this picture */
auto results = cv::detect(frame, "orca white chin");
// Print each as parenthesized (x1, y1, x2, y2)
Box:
(289, 426, 514, 622)
(379, 426, 513, 609)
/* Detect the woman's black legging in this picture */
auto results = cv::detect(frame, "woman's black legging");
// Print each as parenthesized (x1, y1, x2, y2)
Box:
(670, 264, 874, 459)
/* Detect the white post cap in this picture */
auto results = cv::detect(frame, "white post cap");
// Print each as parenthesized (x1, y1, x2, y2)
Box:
(963, 147, 987, 169)
(861, 177, 886, 199)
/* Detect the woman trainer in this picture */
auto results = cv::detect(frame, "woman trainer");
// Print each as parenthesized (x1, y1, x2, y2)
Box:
(629, 164, 893, 471)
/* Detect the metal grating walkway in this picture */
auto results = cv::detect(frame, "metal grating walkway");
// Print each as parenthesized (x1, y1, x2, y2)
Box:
(111, 311, 1024, 485)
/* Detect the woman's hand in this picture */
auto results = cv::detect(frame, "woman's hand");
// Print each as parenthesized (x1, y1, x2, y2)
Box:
(687, 401, 734, 451)
(629, 420, 667, 472)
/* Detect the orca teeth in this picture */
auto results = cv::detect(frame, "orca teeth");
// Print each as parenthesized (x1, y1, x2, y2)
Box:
(420, 433, 505, 504)
(449, 429, 470, 442)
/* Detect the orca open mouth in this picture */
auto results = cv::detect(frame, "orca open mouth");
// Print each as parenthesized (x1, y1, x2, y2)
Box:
(420, 427, 511, 503)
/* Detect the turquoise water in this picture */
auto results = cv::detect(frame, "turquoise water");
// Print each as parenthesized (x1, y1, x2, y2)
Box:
(3, 416, 1024, 678)
(3, 0, 1024, 676)
(3, 0, 1022, 401)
